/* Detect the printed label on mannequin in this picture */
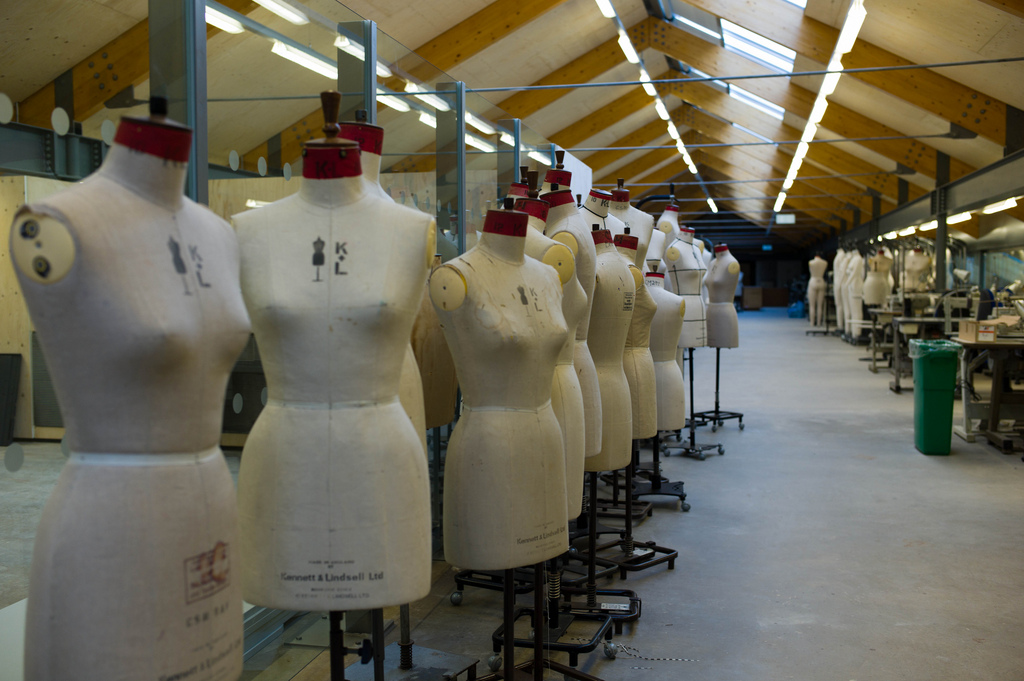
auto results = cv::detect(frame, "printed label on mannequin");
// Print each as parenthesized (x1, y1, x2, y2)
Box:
(168, 236, 213, 294)
(623, 291, 635, 311)
(313, 237, 325, 281)
(277, 561, 387, 601)
(184, 541, 231, 604)
(334, 241, 349, 275)
(516, 524, 566, 545)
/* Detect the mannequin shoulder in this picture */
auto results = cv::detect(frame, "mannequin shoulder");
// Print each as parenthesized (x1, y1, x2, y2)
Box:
(627, 264, 643, 289)
(664, 241, 682, 262)
(9, 205, 77, 285)
(428, 262, 468, 311)
(549, 230, 579, 258)
(539, 242, 575, 286)
(727, 261, 740, 275)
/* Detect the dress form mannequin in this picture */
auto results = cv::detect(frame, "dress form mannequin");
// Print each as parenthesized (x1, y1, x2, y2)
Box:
(646, 229, 667, 272)
(662, 227, 708, 348)
(541, 186, 602, 457)
(581, 188, 628, 237)
(645, 273, 687, 429)
(615, 234, 658, 439)
(584, 228, 636, 472)
(844, 251, 866, 334)
(807, 255, 828, 327)
(904, 248, 933, 291)
(833, 248, 848, 333)
(540, 150, 573, 195)
(705, 245, 741, 348)
(863, 249, 893, 306)
(234, 94, 433, 610)
(608, 179, 654, 267)
(10, 104, 250, 681)
(411, 255, 459, 428)
(340, 113, 426, 453)
(655, 203, 682, 242)
(701, 246, 713, 304)
(516, 177, 587, 519)
(430, 204, 569, 568)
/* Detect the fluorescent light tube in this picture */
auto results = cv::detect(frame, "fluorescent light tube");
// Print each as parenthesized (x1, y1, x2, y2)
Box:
(667, 124, 681, 141)
(418, 112, 437, 129)
(594, 0, 616, 19)
(528, 151, 551, 166)
(675, 15, 721, 40)
(947, 211, 972, 224)
(654, 99, 670, 121)
(334, 36, 392, 78)
(254, 0, 308, 25)
(782, 177, 794, 190)
(271, 40, 335, 78)
(898, 226, 916, 236)
(883, 231, 898, 239)
(467, 135, 496, 153)
(499, 132, 516, 147)
(205, 6, 244, 33)
(982, 197, 1018, 214)
(808, 97, 828, 124)
(773, 192, 787, 212)
(639, 68, 657, 97)
(794, 141, 809, 162)
(834, 0, 867, 55)
(466, 113, 496, 136)
(918, 220, 937, 231)
(800, 124, 817, 143)
(686, 162, 698, 174)
(405, 81, 451, 112)
(820, 71, 841, 97)
(245, 199, 271, 208)
(617, 31, 640, 64)
(707, 198, 718, 213)
(376, 89, 410, 112)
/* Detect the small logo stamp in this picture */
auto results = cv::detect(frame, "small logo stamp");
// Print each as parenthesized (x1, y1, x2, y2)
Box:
(184, 541, 231, 604)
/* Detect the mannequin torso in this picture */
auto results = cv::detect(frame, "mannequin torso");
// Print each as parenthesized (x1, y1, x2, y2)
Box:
(10, 117, 250, 681)
(233, 143, 434, 610)
(904, 248, 933, 292)
(863, 249, 893, 306)
(615, 235, 658, 439)
(808, 255, 828, 327)
(430, 209, 569, 569)
(833, 249, 848, 332)
(412, 255, 459, 428)
(609, 187, 654, 267)
(662, 227, 707, 347)
(645, 274, 687, 429)
(705, 245, 741, 348)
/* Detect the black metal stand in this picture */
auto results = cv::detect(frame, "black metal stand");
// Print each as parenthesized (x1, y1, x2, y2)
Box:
(594, 463, 653, 521)
(632, 432, 690, 511)
(671, 348, 723, 460)
(330, 611, 374, 681)
(692, 348, 744, 432)
(585, 441, 678, 578)
(806, 288, 833, 336)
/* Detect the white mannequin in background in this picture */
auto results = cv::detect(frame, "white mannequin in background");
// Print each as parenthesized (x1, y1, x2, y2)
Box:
(431, 204, 569, 568)
(608, 181, 654, 266)
(10, 107, 250, 681)
(234, 97, 433, 610)
(904, 248, 933, 292)
(412, 255, 459, 429)
(833, 248, 848, 333)
(340, 116, 426, 453)
(516, 188, 587, 519)
(701, 244, 713, 304)
(662, 226, 707, 348)
(863, 249, 893, 307)
(615, 233, 658, 440)
(706, 245, 741, 348)
(542, 186, 602, 458)
(656, 203, 682, 242)
(645, 273, 687, 429)
(807, 255, 828, 327)
(844, 251, 866, 334)
(584, 228, 636, 473)
(646, 229, 667, 273)
(581, 188, 627, 237)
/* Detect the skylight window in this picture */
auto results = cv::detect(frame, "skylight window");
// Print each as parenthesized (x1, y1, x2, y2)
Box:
(782, 0, 807, 7)
(729, 85, 785, 120)
(732, 122, 777, 145)
(721, 19, 796, 73)
(687, 67, 729, 94)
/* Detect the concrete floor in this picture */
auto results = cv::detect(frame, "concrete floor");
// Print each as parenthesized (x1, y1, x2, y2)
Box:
(2, 309, 1023, 680)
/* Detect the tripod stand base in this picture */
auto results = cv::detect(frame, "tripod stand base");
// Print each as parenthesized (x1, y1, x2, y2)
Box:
(490, 607, 615, 669)
(451, 569, 535, 605)
(593, 496, 654, 520)
(668, 441, 724, 461)
(584, 538, 678, 579)
(564, 586, 642, 635)
(692, 408, 744, 432)
(631, 477, 690, 511)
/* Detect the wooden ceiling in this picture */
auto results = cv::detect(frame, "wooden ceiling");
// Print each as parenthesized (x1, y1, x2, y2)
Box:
(4, 0, 1023, 250)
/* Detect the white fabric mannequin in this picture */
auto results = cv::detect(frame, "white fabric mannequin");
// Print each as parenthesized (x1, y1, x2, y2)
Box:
(10, 113, 250, 681)
(662, 227, 707, 348)
(584, 229, 636, 472)
(844, 251, 866, 334)
(430, 206, 569, 568)
(615, 234, 658, 439)
(340, 120, 426, 453)
(609, 184, 654, 267)
(516, 194, 587, 519)
(542, 188, 602, 458)
(807, 255, 828, 327)
(655, 204, 681, 242)
(646, 229, 667, 272)
(833, 248, 848, 333)
(904, 248, 933, 292)
(706, 245, 741, 348)
(645, 273, 687, 429)
(234, 119, 434, 610)
(412, 255, 459, 429)
(863, 249, 893, 307)
(701, 246, 713, 304)
(581, 188, 627, 237)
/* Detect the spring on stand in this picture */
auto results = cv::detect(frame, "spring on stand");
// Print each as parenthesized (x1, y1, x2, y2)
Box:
(547, 568, 561, 601)
(581, 493, 589, 513)
(623, 536, 635, 556)
(587, 581, 597, 608)
(398, 641, 413, 669)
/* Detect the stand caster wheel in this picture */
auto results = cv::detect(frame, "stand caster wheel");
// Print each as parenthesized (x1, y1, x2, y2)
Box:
(682, 502, 691, 512)
(450, 591, 463, 606)
(718, 446, 725, 455)
(603, 642, 618, 659)
(528, 629, 535, 640)
(711, 424, 717, 433)
(739, 422, 745, 430)
(487, 655, 502, 672)
(568, 546, 579, 555)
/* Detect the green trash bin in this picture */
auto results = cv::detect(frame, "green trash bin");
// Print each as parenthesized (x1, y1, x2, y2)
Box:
(909, 339, 960, 455)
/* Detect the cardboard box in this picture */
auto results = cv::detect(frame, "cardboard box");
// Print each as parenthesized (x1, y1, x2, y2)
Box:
(960, 316, 1018, 342)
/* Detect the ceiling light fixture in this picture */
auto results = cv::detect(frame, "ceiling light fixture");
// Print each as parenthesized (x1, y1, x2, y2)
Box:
(528, 150, 551, 166)
(617, 30, 640, 64)
(405, 82, 451, 112)
(271, 40, 335, 79)
(465, 112, 496, 136)
(883, 231, 898, 239)
(947, 211, 972, 224)
(466, 134, 496, 153)
(594, 0, 616, 19)
(205, 6, 244, 33)
(376, 89, 410, 112)
(898, 226, 916, 236)
(253, 0, 308, 25)
(334, 36, 393, 78)
(707, 198, 719, 213)
(918, 220, 937, 231)
(639, 68, 657, 97)
(499, 132, 516, 147)
(982, 197, 1018, 214)
(418, 112, 437, 129)
(773, 192, 787, 212)
(654, 98, 670, 120)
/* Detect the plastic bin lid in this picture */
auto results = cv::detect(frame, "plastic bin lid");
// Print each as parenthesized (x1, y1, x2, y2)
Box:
(908, 338, 961, 358)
